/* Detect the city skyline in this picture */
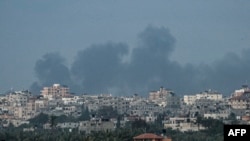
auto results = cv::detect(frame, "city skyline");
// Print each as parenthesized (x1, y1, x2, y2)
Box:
(1, 0, 250, 96)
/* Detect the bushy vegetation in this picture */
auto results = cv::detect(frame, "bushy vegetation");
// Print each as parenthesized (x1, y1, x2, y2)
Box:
(0, 116, 224, 141)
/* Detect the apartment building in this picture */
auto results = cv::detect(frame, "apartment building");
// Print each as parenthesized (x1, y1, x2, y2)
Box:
(35, 99, 48, 112)
(83, 94, 130, 114)
(229, 85, 250, 110)
(184, 89, 223, 105)
(62, 95, 82, 105)
(229, 96, 250, 109)
(183, 95, 196, 105)
(128, 100, 163, 116)
(0, 90, 37, 120)
(149, 87, 180, 109)
(149, 86, 174, 101)
(232, 84, 250, 97)
(25, 98, 36, 119)
(40, 84, 70, 99)
(7, 90, 32, 106)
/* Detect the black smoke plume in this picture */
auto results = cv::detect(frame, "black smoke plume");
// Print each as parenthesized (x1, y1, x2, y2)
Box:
(30, 25, 250, 96)
(30, 52, 81, 95)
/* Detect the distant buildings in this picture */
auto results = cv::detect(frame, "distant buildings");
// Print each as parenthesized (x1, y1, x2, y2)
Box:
(1, 83, 250, 132)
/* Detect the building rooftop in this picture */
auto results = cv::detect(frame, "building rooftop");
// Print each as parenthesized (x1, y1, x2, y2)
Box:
(133, 133, 163, 139)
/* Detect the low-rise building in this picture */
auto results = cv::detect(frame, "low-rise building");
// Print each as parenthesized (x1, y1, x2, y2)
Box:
(56, 122, 79, 129)
(79, 118, 115, 134)
(204, 112, 229, 119)
(163, 117, 205, 132)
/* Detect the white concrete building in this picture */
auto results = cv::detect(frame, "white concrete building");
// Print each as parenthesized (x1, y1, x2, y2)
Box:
(163, 117, 206, 132)
(184, 89, 223, 105)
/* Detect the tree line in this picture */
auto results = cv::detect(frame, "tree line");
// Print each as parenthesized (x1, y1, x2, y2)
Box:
(0, 116, 224, 141)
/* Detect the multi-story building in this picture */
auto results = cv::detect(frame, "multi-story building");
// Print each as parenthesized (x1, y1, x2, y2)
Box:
(183, 89, 223, 105)
(63, 105, 80, 116)
(62, 95, 81, 105)
(128, 100, 163, 116)
(232, 84, 250, 97)
(116, 97, 130, 114)
(0, 90, 35, 120)
(229, 85, 250, 110)
(149, 86, 174, 101)
(13, 106, 27, 120)
(196, 90, 223, 100)
(40, 84, 70, 99)
(229, 96, 250, 109)
(25, 98, 36, 119)
(183, 95, 196, 105)
(7, 90, 32, 106)
(149, 87, 180, 108)
(82, 94, 130, 114)
(35, 99, 48, 112)
(0, 95, 8, 115)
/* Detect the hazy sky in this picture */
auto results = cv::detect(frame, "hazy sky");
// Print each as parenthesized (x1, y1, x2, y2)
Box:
(1, 0, 250, 96)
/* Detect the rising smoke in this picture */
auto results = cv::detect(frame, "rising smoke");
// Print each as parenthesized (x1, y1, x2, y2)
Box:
(30, 25, 250, 96)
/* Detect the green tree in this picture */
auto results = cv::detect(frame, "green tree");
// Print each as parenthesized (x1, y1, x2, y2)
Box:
(78, 107, 90, 121)
(29, 112, 49, 128)
(131, 119, 149, 131)
(228, 112, 239, 124)
(50, 115, 57, 129)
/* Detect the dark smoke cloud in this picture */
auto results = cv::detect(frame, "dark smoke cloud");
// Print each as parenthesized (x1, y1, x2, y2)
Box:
(198, 49, 250, 95)
(71, 42, 129, 94)
(34, 53, 70, 84)
(123, 25, 210, 95)
(30, 52, 81, 95)
(31, 25, 250, 96)
(68, 25, 203, 95)
(124, 25, 178, 93)
(137, 25, 175, 57)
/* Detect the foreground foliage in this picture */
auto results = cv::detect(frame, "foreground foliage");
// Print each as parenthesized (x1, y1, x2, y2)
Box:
(0, 117, 224, 141)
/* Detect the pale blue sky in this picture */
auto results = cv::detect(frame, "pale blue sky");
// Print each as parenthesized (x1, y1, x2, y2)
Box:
(1, 0, 250, 95)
